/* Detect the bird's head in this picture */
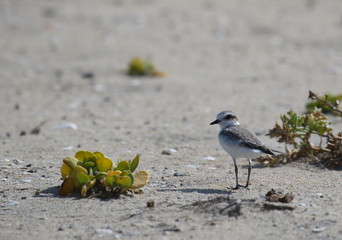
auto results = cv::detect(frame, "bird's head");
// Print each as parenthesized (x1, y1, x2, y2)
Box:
(210, 110, 240, 128)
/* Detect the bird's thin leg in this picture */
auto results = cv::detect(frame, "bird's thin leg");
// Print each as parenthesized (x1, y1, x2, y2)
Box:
(232, 158, 240, 190)
(245, 159, 252, 188)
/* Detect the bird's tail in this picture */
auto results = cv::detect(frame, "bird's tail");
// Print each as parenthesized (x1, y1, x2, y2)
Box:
(271, 149, 283, 154)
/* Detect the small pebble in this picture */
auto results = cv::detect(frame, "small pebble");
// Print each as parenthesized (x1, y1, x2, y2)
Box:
(202, 156, 216, 161)
(312, 226, 326, 233)
(30, 127, 40, 135)
(62, 146, 73, 150)
(161, 150, 171, 155)
(186, 164, 199, 169)
(147, 200, 155, 208)
(316, 193, 324, 198)
(174, 172, 184, 177)
(7, 201, 18, 206)
(95, 228, 113, 236)
(21, 179, 32, 183)
(54, 123, 78, 130)
(81, 72, 95, 79)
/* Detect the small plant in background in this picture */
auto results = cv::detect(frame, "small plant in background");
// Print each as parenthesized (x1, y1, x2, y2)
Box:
(127, 57, 165, 77)
(258, 91, 342, 168)
(306, 91, 342, 116)
(59, 151, 149, 198)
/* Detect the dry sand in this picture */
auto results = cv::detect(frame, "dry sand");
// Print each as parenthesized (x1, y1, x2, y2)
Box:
(1, 0, 342, 239)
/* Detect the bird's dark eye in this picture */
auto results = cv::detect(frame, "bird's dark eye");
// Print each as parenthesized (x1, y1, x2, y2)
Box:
(224, 115, 233, 120)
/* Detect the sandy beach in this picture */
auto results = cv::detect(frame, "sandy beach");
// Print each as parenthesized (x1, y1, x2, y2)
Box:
(1, 0, 342, 239)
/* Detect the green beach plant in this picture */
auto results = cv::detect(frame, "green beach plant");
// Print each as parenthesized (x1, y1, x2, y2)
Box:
(258, 108, 341, 168)
(127, 57, 165, 77)
(59, 151, 149, 197)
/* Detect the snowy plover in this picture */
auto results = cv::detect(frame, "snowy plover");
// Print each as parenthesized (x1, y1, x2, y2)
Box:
(210, 110, 275, 189)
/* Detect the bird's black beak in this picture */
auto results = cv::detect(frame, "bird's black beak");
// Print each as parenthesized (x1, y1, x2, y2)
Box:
(210, 119, 220, 125)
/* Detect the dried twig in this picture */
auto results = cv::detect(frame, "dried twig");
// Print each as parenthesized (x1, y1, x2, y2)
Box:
(308, 91, 342, 116)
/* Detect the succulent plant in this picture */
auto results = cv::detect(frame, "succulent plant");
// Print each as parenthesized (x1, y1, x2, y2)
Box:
(127, 57, 165, 77)
(59, 151, 149, 197)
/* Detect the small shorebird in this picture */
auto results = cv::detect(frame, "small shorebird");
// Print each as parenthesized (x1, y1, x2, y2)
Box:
(210, 110, 275, 189)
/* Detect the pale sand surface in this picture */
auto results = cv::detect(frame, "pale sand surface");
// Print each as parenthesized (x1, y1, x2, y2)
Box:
(1, 0, 342, 239)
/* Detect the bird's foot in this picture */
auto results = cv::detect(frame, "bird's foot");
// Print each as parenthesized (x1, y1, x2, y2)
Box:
(232, 184, 245, 190)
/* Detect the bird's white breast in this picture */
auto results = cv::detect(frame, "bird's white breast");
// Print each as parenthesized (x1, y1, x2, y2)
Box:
(218, 134, 264, 159)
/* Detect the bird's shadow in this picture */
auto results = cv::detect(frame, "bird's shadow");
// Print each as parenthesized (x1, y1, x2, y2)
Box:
(157, 188, 232, 195)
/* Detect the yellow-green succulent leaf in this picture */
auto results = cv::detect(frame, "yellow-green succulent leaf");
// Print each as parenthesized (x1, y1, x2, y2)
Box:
(87, 178, 96, 189)
(106, 175, 115, 188)
(80, 178, 96, 197)
(75, 172, 90, 188)
(72, 165, 88, 175)
(59, 176, 74, 196)
(75, 151, 97, 162)
(70, 166, 88, 188)
(108, 170, 122, 176)
(116, 176, 132, 188)
(95, 158, 113, 172)
(61, 163, 72, 179)
(84, 151, 97, 162)
(75, 151, 86, 161)
(63, 157, 79, 169)
(77, 161, 85, 168)
(80, 185, 87, 197)
(93, 151, 105, 159)
(116, 160, 130, 171)
(130, 154, 140, 172)
(84, 161, 95, 168)
(121, 170, 134, 185)
(88, 174, 95, 180)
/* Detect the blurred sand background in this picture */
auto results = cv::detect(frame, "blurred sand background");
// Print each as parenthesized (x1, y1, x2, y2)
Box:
(1, 0, 342, 239)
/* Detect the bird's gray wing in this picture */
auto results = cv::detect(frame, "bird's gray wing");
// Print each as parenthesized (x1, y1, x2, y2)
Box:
(238, 141, 274, 155)
(226, 126, 274, 155)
